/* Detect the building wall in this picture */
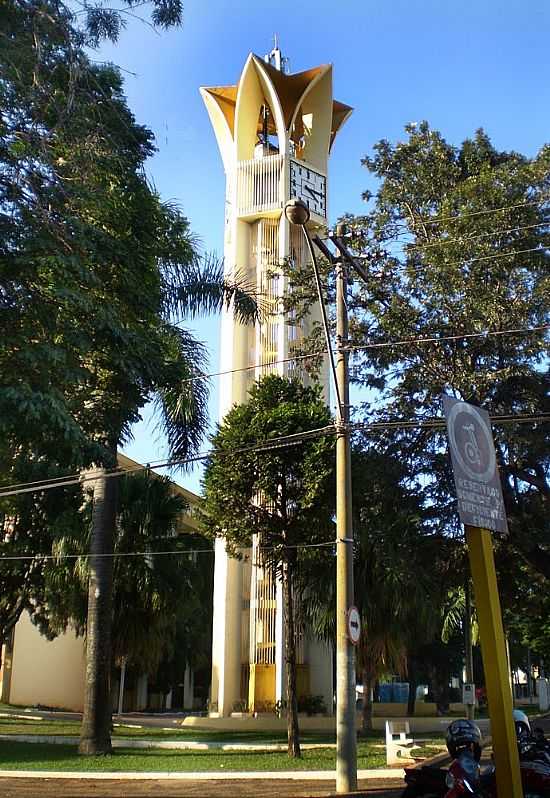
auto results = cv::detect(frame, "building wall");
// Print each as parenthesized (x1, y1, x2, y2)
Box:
(8, 611, 86, 711)
(305, 636, 333, 713)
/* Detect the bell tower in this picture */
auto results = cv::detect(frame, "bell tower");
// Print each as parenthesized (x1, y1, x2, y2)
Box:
(201, 49, 352, 717)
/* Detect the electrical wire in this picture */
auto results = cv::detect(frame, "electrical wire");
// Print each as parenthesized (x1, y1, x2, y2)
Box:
(0, 413, 547, 499)
(0, 425, 336, 499)
(0, 548, 214, 562)
(348, 324, 550, 354)
(402, 245, 546, 269)
(358, 246, 547, 285)
(0, 539, 338, 563)
(349, 221, 549, 256)
(1, 324, 547, 497)
(402, 197, 549, 228)
(1, 322, 547, 494)
(179, 324, 549, 385)
(398, 222, 549, 253)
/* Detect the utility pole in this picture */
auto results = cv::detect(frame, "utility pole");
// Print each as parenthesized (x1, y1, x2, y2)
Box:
(464, 577, 474, 721)
(284, 201, 359, 793)
(334, 251, 357, 793)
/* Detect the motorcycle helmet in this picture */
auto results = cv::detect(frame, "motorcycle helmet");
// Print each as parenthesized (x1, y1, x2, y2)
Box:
(446, 719, 483, 762)
(513, 708, 531, 740)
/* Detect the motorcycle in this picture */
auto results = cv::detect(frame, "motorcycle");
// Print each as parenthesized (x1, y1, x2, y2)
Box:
(402, 730, 550, 797)
(444, 749, 489, 797)
(402, 762, 448, 797)
(518, 736, 550, 797)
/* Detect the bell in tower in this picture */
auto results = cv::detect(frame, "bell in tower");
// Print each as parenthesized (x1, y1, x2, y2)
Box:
(200, 50, 352, 717)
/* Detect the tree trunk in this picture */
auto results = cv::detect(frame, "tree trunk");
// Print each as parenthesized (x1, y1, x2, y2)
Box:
(282, 560, 301, 758)
(361, 669, 374, 732)
(407, 656, 417, 717)
(0, 631, 7, 704)
(79, 465, 118, 755)
(0, 599, 28, 676)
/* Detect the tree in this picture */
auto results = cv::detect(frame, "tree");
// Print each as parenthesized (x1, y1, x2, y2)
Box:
(201, 375, 335, 757)
(301, 446, 452, 730)
(34, 471, 213, 691)
(0, 456, 83, 676)
(341, 123, 549, 567)
(1, 0, 257, 754)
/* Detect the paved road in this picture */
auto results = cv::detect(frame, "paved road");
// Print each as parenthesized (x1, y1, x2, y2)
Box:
(0, 776, 402, 798)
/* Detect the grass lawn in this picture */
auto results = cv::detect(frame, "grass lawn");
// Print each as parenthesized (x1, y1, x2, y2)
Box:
(0, 716, 341, 744)
(0, 739, 391, 772)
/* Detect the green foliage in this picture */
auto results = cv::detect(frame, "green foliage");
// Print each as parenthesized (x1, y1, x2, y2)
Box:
(299, 445, 462, 723)
(33, 471, 213, 676)
(201, 374, 335, 570)
(0, 0, 256, 679)
(201, 374, 334, 757)
(0, 457, 83, 648)
(287, 123, 548, 707)
(0, 0, 208, 467)
(297, 694, 327, 715)
(343, 123, 549, 572)
(0, 1, 208, 679)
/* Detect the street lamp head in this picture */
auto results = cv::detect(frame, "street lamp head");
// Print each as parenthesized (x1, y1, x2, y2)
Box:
(284, 198, 310, 226)
(335, 223, 348, 237)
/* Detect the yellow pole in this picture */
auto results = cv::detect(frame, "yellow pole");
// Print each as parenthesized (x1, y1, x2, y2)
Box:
(465, 526, 523, 798)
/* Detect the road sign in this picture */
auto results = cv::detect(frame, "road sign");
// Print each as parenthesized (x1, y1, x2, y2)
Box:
(347, 606, 361, 645)
(442, 395, 508, 534)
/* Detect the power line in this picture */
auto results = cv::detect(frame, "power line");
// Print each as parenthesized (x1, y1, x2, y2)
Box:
(353, 220, 549, 255)
(1, 323, 546, 494)
(0, 540, 338, 564)
(403, 197, 549, 228)
(179, 324, 549, 385)
(349, 324, 550, 355)
(0, 547, 214, 562)
(398, 222, 549, 253)
(0, 413, 547, 500)
(362, 246, 547, 284)
(404, 245, 546, 270)
(0, 425, 335, 499)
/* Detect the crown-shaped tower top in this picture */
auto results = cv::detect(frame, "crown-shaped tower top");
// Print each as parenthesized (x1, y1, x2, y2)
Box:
(200, 53, 352, 174)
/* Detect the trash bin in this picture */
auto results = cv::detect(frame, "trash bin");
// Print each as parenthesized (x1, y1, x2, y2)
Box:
(379, 683, 393, 703)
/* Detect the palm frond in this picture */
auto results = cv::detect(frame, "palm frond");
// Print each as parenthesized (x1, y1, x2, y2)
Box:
(170, 253, 261, 325)
(153, 325, 209, 464)
(441, 586, 479, 644)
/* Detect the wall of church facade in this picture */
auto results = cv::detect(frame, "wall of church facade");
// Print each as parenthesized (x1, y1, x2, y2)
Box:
(8, 611, 86, 711)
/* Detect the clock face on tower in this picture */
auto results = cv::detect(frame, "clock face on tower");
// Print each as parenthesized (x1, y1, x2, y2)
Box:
(289, 159, 326, 218)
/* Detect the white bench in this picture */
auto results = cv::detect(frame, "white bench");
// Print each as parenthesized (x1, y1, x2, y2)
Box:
(385, 720, 415, 766)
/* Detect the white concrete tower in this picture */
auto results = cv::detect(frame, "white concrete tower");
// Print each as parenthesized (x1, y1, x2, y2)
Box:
(201, 50, 352, 717)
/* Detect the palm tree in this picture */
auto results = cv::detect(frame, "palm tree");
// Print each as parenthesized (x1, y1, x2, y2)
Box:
(40, 470, 212, 706)
(300, 446, 431, 732)
(79, 256, 259, 755)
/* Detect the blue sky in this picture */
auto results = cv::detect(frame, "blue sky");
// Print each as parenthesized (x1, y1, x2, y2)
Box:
(100, 0, 550, 492)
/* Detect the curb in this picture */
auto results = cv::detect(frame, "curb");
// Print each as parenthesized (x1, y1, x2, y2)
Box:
(0, 768, 406, 781)
(0, 735, 337, 751)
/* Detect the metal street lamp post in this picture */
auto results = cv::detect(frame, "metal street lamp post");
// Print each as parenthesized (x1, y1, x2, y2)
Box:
(285, 199, 357, 793)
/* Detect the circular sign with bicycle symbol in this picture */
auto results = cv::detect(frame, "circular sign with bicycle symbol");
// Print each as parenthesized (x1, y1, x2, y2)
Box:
(446, 401, 497, 483)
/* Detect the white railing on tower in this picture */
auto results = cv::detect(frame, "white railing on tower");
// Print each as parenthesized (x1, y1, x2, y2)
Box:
(236, 154, 284, 217)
